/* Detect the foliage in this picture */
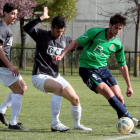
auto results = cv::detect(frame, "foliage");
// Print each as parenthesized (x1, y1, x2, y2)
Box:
(0, 0, 37, 19)
(46, 0, 78, 23)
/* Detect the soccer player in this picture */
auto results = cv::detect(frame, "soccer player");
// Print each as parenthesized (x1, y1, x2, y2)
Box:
(53, 14, 140, 133)
(23, 7, 92, 132)
(0, 2, 28, 130)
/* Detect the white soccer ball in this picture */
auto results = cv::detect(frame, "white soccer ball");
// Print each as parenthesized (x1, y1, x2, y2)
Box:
(116, 117, 134, 134)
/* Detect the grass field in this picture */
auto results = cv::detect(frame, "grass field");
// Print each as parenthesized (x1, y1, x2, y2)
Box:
(0, 71, 140, 140)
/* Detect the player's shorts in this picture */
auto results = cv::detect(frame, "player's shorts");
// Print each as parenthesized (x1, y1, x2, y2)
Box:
(79, 66, 118, 93)
(0, 67, 22, 87)
(31, 74, 69, 94)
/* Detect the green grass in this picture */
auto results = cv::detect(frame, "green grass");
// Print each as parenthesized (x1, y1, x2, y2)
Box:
(0, 74, 140, 140)
(16, 66, 136, 77)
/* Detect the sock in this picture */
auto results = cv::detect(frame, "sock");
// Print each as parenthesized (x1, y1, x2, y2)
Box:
(123, 103, 126, 108)
(10, 94, 23, 125)
(0, 91, 13, 114)
(123, 103, 133, 118)
(71, 103, 82, 128)
(117, 103, 133, 119)
(51, 94, 62, 125)
(108, 96, 132, 119)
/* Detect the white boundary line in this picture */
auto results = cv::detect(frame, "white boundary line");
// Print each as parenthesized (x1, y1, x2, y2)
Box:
(105, 131, 140, 140)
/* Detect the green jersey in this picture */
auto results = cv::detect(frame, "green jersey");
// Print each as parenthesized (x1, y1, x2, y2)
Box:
(77, 28, 126, 69)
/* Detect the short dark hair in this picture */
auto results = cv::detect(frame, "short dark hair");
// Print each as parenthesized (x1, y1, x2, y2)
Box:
(51, 16, 66, 28)
(3, 2, 17, 15)
(110, 14, 127, 26)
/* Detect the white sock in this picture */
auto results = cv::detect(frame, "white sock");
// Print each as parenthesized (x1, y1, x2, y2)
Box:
(10, 94, 23, 125)
(0, 91, 13, 114)
(51, 94, 62, 125)
(71, 104, 82, 128)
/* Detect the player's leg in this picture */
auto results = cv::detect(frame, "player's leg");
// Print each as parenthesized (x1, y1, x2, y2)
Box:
(8, 78, 28, 130)
(0, 76, 27, 126)
(79, 67, 133, 120)
(19, 77, 27, 92)
(0, 77, 27, 112)
(62, 84, 92, 131)
(110, 85, 128, 118)
(0, 91, 13, 126)
(110, 85, 140, 130)
(99, 68, 140, 129)
(31, 74, 69, 132)
(45, 79, 71, 131)
(95, 83, 132, 117)
(110, 85, 124, 104)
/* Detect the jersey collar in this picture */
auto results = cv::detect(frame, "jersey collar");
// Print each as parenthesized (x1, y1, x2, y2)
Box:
(105, 28, 116, 42)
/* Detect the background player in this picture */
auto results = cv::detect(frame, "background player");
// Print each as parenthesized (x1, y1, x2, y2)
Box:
(0, 2, 28, 130)
(23, 7, 92, 132)
(53, 13, 140, 133)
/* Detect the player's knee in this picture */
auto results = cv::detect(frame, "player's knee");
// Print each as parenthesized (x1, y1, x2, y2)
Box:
(15, 88, 24, 95)
(23, 85, 27, 92)
(56, 84, 63, 96)
(76, 97, 80, 104)
(118, 96, 124, 104)
(71, 96, 80, 106)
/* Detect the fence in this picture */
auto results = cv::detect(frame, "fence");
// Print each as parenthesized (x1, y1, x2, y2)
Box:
(10, 47, 140, 76)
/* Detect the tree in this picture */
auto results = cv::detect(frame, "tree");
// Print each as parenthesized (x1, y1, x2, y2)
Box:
(0, 0, 38, 68)
(121, 0, 140, 77)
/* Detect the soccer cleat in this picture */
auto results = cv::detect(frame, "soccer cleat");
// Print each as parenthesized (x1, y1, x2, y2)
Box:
(131, 129, 137, 134)
(74, 124, 92, 131)
(8, 123, 28, 130)
(132, 118, 140, 129)
(51, 122, 70, 132)
(0, 113, 9, 126)
(136, 120, 140, 129)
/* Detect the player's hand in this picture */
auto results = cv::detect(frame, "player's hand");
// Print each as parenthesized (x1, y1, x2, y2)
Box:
(40, 7, 50, 20)
(9, 65, 19, 77)
(52, 55, 63, 63)
(126, 87, 133, 97)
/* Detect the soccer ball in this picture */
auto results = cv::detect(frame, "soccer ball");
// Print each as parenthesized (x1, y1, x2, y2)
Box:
(116, 117, 134, 134)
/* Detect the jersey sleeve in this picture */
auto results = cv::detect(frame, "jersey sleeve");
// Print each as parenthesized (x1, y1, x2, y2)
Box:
(0, 39, 3, 44)
(66, 36, 73, 46)
(115, 45, 126, 66)
(23, 17, 42, 42)
(0, 34, 3, 44)
(77, 29, 94, 46)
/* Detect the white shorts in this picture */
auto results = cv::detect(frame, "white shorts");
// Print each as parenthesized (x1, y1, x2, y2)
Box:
(31, 74, 69, 94)
(0, 67, 22, 87)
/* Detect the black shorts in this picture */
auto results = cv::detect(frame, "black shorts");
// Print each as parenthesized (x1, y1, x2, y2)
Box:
(79, 66, 118, 93)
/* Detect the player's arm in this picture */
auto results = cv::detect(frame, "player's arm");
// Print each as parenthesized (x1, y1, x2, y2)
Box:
(53, 40, 79, 62)
(40, 7, 50, 21)
(0, 43, 19, 76)
(53, 28, 93, 62)
(119, 65, 133, 97)
(115, 45, 133, 97)
(23, 7, 50, 39)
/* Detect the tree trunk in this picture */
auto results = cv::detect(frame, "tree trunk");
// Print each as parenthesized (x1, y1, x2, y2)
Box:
(134, 11, 140, 77)
(19, 18, 26, 68)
